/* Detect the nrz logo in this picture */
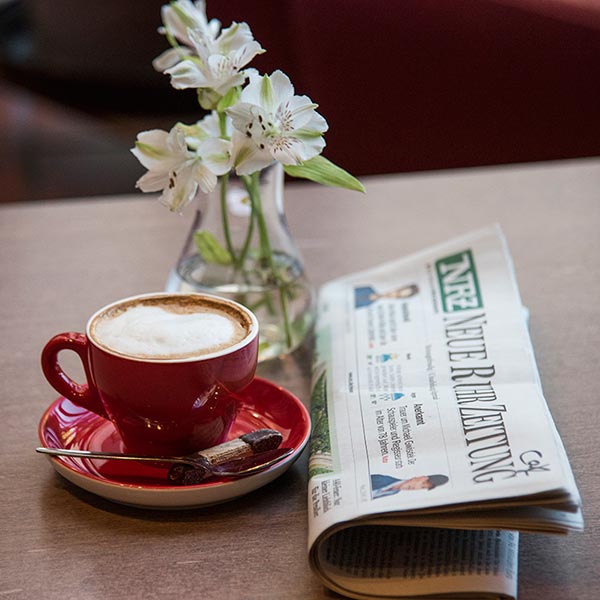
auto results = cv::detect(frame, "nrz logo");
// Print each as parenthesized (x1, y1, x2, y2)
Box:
(435, 249, 483, 312)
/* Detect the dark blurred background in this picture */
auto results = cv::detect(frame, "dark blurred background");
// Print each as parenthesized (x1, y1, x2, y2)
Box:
(1, 0, 600, 203)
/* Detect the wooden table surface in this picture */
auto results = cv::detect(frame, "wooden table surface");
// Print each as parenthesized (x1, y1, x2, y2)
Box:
(1, 158, 599, 599)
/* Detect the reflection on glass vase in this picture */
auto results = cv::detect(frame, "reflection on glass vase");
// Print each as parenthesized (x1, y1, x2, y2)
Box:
(166, 162, 315, 361)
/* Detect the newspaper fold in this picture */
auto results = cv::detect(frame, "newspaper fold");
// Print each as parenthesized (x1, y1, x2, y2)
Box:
(307, 225, 582, 600)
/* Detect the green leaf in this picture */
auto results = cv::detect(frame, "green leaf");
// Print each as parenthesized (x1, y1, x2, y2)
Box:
(283, 156, 365, 193)
(193, 230, 233, 265)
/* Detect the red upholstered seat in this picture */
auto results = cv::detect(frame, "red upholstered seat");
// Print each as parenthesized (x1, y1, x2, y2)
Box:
(6, 0, 600, 179)
(217, 0, 600, 175)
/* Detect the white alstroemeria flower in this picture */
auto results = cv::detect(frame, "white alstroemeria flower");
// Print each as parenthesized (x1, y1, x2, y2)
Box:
(197, 111, 224, 137)
(131, 125, 232, 211)
(227, 70, 328, 172)
(177, 112, 230, 150)
(229, 129, 274, 175)
(162, 0, 219, 46)
(162, 22, 264, 104)
(152, 0, 221, 72)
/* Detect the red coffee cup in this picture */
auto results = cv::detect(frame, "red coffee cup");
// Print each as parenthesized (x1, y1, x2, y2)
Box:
(41, 292, 259, 455)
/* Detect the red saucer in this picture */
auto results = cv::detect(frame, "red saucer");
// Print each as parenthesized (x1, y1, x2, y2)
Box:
(38, 377, 311, 508)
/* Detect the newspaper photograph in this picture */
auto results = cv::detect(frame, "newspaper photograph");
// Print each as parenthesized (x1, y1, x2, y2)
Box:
(307, 225, 583, 599)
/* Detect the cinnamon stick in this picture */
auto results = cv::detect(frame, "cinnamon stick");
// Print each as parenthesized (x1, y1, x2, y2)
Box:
(167, 429, 283, 485)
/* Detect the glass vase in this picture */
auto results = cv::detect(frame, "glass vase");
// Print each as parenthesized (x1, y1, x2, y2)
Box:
(166, 162, 315, 361)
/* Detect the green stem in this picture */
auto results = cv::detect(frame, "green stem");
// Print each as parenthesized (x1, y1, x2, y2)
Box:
(249, 173, 274, 264)
(216, 112, 238, 268)
(218, 112, 229, 139)
(237, 177, 257, 270)
(243, 171, 293, 349)
(279, 282, 292, 346)
(219, 173, 237, 265)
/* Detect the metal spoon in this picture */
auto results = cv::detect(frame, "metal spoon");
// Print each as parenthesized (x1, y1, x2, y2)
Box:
(36, 446, 294, 478)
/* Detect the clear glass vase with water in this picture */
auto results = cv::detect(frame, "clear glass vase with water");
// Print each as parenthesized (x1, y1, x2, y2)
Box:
(166, 162, 315, 361)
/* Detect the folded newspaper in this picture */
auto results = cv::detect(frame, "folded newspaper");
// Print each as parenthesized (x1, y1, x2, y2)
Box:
(307, 225, 582, 600)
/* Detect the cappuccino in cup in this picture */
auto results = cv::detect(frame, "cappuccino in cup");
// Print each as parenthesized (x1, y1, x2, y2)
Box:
(42, 292, 259, 454)
(90, 294, 253, 360)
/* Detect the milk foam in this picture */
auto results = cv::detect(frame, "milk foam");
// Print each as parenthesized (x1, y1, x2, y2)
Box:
(93, 304, 246, 359)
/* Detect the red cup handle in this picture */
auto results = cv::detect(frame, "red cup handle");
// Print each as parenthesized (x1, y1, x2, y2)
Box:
(41, 332, 109, 419)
